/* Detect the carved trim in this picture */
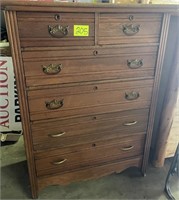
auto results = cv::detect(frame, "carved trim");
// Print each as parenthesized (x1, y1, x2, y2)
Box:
(95, 12, 99, 46)
(4, 10, 38, 198)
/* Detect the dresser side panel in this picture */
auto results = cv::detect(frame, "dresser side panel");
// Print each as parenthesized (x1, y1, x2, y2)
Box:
(3, 10, 38, 199)
(142, 13, 171, 174)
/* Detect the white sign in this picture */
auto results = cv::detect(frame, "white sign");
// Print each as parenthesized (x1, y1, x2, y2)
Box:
(0, 57, 22, 133)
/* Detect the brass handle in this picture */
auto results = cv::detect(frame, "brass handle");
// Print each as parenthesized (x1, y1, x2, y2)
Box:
(42, 64, 63, 75)
(45, 99, 64, 110)
(122, 24, 140, 36)
(123, 121, 138, 126)
(121, 146, 134, 151)
(52, 159, 67, 165)
(127, 59, 143, 69)
(125, 91, 140, 101)
(48, 25, 69, 38)
(48, 132, 66, 138)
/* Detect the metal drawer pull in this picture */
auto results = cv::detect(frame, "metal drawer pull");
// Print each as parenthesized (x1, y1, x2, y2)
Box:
(125, 91, 140, 101)
(122, 24, 140, 36)
(123, 121, 138, 126)
(127, 59, 143, 69)
(48, 25, 69, 38)
(52, 159, 67, 165)
(121, 146, 134, 151)
(42, 64, 63, 75)
(48, 132, 66, 138)
(45, 99, 64, 110)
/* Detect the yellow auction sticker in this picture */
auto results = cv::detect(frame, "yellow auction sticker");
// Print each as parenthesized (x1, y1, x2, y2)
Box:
(74, 25, 89, 37)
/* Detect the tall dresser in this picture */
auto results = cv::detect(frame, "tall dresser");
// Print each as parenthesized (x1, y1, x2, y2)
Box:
(2, 1, 179, 198)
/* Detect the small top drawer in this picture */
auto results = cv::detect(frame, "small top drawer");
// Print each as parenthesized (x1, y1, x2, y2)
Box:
(99, 13, 162, 45)
(17, 12, 95, 47)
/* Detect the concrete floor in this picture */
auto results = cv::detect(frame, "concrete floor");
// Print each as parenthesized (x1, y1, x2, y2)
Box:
(1, 136, 179, 199)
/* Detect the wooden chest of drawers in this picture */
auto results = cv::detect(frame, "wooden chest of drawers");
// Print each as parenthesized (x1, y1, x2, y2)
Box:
(2, 1, 178, 198)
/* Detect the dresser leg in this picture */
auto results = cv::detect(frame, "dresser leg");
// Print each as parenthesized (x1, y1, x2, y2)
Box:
(142, 172, 147, 177)
(31, 188, 38, 199)
(140, 168, 147, 177)
(32, 193, 38, 199)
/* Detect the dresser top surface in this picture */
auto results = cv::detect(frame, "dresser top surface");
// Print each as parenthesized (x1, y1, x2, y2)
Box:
(1, 0, 179, 13)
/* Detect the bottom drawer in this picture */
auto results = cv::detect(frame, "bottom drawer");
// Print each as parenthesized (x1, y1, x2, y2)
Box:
(37, 156, 143, 191)
(35, 134, 145, 177)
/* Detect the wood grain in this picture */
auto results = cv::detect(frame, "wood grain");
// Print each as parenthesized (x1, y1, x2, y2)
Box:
(32, 108, 149, 150)
(37, 156, 143, 192)
(2, 1, 177, 198)
(142, 13, 171, 173)
(28, 79, 153, 121)
(153, 16, 179, 166)
(23, 53, 157, 87)
(17, 12, 95, 47)
(3, 10, 38, 198)
(35, 134, 145, 176)
(99, 14, 162, 45)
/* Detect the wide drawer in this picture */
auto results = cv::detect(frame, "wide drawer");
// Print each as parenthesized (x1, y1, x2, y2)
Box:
(37, 156, 142, 190)
(22, 45, 158, 60)
(17, 12, 95, 47)
(99, 13, 162, 45)
(28, 79, 154, 121)
(35, 134, 145, 177)
(23, 51, 157, 87)
(32, 108, 149, 151)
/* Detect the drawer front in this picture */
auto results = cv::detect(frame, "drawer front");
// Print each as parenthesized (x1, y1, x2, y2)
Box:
(22, 45, 158, 59)
(17, 12, 95, 47)
(99, 13, 162, 45)
(37, 156, 142, 190)
(28, 79, 153, 121)
(35, 134, 145, 176)
(32, 108, 149, 150)
(24, 53, 157, 87)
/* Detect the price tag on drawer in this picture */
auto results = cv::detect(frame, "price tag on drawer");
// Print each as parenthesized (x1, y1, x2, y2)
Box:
(74, 25, 89, 37)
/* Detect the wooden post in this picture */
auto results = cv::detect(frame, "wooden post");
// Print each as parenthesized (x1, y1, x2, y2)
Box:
(153, 16, 179, 167)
